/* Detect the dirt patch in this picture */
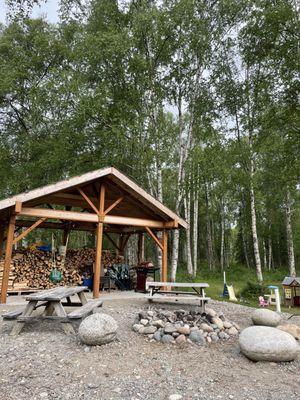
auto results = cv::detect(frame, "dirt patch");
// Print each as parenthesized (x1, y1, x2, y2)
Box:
(0, 298, 299, 400)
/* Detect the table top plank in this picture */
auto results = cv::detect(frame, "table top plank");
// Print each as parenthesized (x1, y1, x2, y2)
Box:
(25, 286, 87, 301)
(146, 282, 209, 288)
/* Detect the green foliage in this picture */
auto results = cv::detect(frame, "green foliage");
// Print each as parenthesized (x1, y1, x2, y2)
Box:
(0, 1, 298, 279)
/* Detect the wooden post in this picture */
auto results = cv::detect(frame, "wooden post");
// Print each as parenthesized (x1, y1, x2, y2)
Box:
(137, 232, 144, 265)
(0, 224, 5, 258)
(0, 214, 16, 303)
(162, 229, 168, 283)
(93, 184, 105, 298)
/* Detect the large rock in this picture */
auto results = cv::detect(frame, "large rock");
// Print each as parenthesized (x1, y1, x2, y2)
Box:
(277, 324, 300, 340)
(189, 331, 205, 345)
(79, 313, 118, 346)
(251, 309, 281, 327)
(239, 326, 299, 362)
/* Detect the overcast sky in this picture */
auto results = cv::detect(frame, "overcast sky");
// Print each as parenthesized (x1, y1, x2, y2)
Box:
(0, 0, 59, 24)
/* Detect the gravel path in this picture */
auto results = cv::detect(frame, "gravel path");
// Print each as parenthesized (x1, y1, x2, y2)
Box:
(0, 297, 299, 400)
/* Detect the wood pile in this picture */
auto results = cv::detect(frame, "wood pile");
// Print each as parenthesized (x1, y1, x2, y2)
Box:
(0, 249, 124, 291)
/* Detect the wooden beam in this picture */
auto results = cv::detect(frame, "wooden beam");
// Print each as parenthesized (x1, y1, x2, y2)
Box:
(104, 232, 121, 252)
(162, 229, 168, 283)
(12, 217, 47, 245)
(145, 226, 163, 250)
(93, 184, 105, 298)
(104, 196, 124, 215)
(0, 214, 16, 303)
(0, 224, 5, 257)
(19, 207, 174, 228)
(15, 201, 22, 214)
(77, 188, 99, 215)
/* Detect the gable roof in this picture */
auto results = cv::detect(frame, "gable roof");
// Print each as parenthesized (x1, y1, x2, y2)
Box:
(0, 166, 187, 229)
(282, 277, 300, 286)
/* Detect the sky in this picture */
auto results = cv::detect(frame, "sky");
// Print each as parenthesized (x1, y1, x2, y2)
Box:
(0, 0, 59, 24)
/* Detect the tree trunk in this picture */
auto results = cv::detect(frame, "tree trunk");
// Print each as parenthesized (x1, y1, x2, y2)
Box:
(220, 201, 225, 271)
(192, 191, 199, 277)
(268, 237, 273, 271)
(263, 240, 267, 270)
(249, 158, 263, 283)
(285, 189, 296, 277)
(184, 191, 193, 275)
(205, 182, 214, 270)
(156, 163, 163, 273)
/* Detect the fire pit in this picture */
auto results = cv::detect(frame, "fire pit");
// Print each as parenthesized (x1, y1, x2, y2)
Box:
(132, 307, 240, 345)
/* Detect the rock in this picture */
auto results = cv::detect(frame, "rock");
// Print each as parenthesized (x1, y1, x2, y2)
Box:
(147, 310, 154, 317)
(132, 324, 143, 332)
(161, 334, 175, 344)
(79, 313, 118, 346)
(228, 326, 239, 336)
(218, 331, 229, 340)
(177, 325, 190, 335)
(164, 323, 177, 334)
(223, 321, 232, 329)
(200, 323, 213, 333)
(239, 326, 299, 362)
(190, 326, 199, 332)
(154, 329, 162, 342)
(211, 333, 219, 342)
(143, 325, 157, 335)
(219, 313, 226, 321)
(206, 336, 212, 344)
(211, 317, 224, 329)
(206, 308, 217, 317)
(169, 395, 183, 400)
(140, 319, 149, 326)
(152, 319, 164, 328)
(251, 309, 281, 327)
(172, 332, 180, 338)
(138, 311, 148, 320)
(277, 324, 300, 340)
(138, 326, 145, 334)
(233, 322, 240, 331)
(189, 331, 205, 345)
(176, 334, 187, 345)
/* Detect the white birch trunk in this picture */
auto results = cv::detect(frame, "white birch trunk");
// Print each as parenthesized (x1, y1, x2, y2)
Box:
(156, 164, 163, 275)
(268, 237, 272, 271)
(263, 240, 267, 270)
(249, 158, 263, 283)
(192, 191, 199, 277)
(184, 191, 193, 275)
(285, 189, 296, 277)
(220, 209, 225, 271)
(205, 182, 214, 270)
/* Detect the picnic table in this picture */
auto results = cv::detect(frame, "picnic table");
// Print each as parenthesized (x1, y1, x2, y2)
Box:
(2, 286, 103, 336)
(146, 281, 210, 310)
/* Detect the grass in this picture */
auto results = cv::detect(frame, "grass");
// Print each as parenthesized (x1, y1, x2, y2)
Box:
(175, 263, 300, 315)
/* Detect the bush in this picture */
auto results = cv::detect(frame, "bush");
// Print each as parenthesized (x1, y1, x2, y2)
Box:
(240, 281, 268, 300)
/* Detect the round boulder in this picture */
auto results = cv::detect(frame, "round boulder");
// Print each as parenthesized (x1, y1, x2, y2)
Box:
(79, 313, 118, 346)
(239, 326, 299, 362)
(252, 308, 281, 327)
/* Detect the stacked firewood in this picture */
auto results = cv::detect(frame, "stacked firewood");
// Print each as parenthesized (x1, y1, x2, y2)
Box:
(2, 248, 125, 290)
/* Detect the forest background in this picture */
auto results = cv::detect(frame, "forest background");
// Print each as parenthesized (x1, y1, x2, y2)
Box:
(0, 0, 299, 286)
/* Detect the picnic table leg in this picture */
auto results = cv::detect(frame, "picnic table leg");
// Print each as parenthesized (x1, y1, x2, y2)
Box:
(77, 291, 88, 305)
(43, 302, 55, 316)
(10, 300, 38, 336)
(52, 301, 75, 335)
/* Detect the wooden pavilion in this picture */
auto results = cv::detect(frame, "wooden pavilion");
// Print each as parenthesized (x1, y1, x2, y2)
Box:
(0, 167, 187, 303)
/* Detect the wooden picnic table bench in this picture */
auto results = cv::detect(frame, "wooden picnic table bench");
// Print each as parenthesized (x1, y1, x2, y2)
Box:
(1, 286, 103, 336)
(146, 281, 210, 310)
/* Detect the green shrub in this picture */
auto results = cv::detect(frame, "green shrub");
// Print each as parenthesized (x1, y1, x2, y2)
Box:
(240, 281, 268, 300)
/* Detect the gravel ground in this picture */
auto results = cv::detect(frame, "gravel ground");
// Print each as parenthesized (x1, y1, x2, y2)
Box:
(0, 297, 299, 400)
